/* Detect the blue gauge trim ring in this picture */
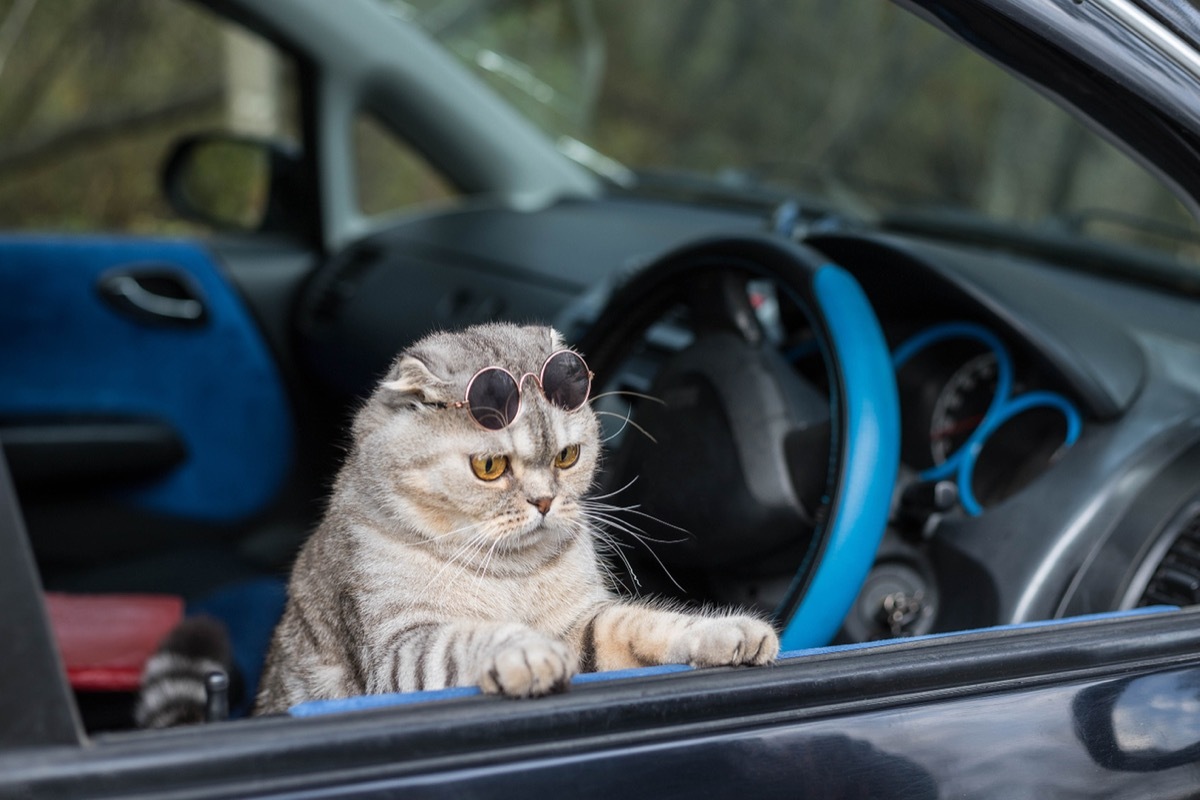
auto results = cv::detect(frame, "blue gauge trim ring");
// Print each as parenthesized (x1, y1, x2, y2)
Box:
(892, 321, 1013, 482)
(957, 391, 1082, 516)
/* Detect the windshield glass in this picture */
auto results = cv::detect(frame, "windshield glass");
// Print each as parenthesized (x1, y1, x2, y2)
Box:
(384, 0, 1200, 281)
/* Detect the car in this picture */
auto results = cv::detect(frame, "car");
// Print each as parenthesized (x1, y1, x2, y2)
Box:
(3, 0, 1200, 796)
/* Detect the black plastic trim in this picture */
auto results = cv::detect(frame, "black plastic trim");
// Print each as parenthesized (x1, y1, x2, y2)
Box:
(0, 451, 83, 750)
(0, 418, 187, 489)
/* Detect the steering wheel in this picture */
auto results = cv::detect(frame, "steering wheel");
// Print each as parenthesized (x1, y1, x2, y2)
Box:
(576, 234, 899, 649)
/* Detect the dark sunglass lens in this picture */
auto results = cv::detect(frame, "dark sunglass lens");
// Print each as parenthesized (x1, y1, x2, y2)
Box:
(541, 352, 591, 410)
(467, 368, 520, 430)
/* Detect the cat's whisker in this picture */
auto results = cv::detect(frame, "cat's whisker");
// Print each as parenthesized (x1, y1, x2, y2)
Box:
(587, 517, 689, 548)
(414, 545, 479, 605)
(583, 508, 656, 538)
(594, 409, 658, 444)
(437, 533, 498, 611)
(598, 535, 636, 551)
(412, 529, 492, 606)
(585, 514, 688, 559)
(589, 389, 666, 406)
(586, 525, 642, 591)
(582, 500, 693, 543)
(621, 531, 686, 593)
(600, 408, 633, 444)
(584, 503, 692, 539)
(587, 475, 640, 502)
(590, 390, 662, 443)
(470, 534, 505, 587)
(582, 510, 687, 593)
(563, 517, 621, 589)
(410, 519, 488, 547)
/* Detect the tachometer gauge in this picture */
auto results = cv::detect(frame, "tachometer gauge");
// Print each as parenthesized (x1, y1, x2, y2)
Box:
(929, 352, 999, 466)
(893, 322, 1012, 479)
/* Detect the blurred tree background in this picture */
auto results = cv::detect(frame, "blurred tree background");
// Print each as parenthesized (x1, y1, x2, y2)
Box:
(409, 0, 1200, 260)
(0, 0, 295, 233)
(1, 0, 1198, 265)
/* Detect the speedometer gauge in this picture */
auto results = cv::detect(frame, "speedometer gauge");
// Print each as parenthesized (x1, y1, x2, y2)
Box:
(930, 352, 999, 466)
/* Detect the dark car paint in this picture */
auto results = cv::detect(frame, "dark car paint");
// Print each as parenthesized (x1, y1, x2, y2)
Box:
(6, 601, 1200, 798)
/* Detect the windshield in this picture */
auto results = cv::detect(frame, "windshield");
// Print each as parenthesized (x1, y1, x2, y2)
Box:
(384, 0, 1200, 281)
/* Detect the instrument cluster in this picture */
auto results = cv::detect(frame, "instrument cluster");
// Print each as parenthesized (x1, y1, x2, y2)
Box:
(751, 271, 1083, 519)
(892, 322, 1081, 516)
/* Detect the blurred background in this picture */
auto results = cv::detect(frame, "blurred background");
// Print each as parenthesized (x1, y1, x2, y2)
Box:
(1, 0, 1198, 266)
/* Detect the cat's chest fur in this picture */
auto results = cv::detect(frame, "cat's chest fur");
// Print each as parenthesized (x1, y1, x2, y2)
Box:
(350, 522, 607, 635)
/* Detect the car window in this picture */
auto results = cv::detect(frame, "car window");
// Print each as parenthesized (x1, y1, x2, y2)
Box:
(353, 111, 460, 216)
(0, 0, 300, 235)
(390, 0, 1200, 279)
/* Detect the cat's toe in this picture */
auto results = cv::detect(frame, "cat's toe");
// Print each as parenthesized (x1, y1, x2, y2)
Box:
(735, 617, 780, 665)
(681, 616, 779, 668)
(480, 636, 576, 698)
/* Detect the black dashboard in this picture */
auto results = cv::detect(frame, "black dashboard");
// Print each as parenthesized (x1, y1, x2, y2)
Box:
(295, 192, 1200, 642)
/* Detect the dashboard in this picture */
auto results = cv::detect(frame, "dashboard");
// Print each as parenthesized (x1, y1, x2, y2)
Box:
(296, 193, 1200, 644)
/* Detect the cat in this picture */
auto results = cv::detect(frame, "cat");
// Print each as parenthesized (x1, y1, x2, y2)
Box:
(252, 322, 779, 713)
(134, 615, 236, 728)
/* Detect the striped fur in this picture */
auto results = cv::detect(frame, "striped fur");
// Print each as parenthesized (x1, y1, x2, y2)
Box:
(254, 324, 778, 714)
(134, 615, 232, 729)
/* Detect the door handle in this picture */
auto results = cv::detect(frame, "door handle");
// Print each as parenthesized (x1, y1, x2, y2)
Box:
(97, 267, 208, 327)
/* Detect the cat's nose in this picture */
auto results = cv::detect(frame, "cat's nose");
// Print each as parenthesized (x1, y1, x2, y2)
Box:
(528, 496, 553, 515)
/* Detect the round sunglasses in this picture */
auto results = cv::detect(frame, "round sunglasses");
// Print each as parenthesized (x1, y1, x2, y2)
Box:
(445, 350, 593, 431)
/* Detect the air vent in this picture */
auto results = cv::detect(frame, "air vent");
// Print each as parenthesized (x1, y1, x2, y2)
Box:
(1139, 503, 1200, 607)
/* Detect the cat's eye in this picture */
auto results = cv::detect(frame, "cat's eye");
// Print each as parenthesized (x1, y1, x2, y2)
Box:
(554, 444, 580, 469)
(470, 454, 509, 481)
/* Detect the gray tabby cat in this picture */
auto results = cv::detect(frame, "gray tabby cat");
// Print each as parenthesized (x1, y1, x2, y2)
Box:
(135, 616, 234, 728)
(254, 323, 778, 714)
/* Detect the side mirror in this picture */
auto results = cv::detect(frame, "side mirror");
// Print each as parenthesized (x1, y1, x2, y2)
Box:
(162, 134, 310, 237)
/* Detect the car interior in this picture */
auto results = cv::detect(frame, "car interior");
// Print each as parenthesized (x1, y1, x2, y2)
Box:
(3, 0, 1200, 745)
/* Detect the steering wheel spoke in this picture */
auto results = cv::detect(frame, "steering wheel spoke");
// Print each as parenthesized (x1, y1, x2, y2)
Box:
(682, 270, 765, 344)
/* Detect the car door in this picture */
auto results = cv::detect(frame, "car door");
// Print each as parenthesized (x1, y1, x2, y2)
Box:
(0, 0, 312, 593)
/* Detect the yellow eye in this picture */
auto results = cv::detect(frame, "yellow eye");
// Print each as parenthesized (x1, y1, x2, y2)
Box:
(470, 454, 509, 481)
(554, 444, 580, 469)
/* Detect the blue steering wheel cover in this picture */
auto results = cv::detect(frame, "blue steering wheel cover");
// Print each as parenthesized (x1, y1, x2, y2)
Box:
(779, 265, 900, 650)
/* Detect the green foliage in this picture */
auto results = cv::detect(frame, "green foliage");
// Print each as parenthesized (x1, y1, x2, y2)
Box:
(0, 0, 272, 233)
(2, 0, 1198, 267)
(354, 113, 460, 217)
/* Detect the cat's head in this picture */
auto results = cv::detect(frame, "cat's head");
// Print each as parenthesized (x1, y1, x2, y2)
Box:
(350, 323, 601, 559)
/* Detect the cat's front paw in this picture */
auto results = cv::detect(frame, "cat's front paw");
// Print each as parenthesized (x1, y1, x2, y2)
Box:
(480, 634, 576, 698)
(675, 616, 779, 668)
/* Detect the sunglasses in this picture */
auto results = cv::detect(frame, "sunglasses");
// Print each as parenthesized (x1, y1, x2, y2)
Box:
(444, 350, 593, 431)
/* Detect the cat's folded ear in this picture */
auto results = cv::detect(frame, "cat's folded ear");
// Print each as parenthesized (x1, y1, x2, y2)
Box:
(379, 354, 449, 407)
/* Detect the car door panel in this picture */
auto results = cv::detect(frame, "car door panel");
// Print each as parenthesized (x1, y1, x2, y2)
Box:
(0, 235, 292, 525)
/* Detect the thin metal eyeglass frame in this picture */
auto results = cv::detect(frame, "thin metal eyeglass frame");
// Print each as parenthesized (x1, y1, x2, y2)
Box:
(451, 350, 594, 431)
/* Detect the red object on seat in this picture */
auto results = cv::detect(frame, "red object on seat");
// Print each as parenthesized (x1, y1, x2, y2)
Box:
(44, 593, 184, 692)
